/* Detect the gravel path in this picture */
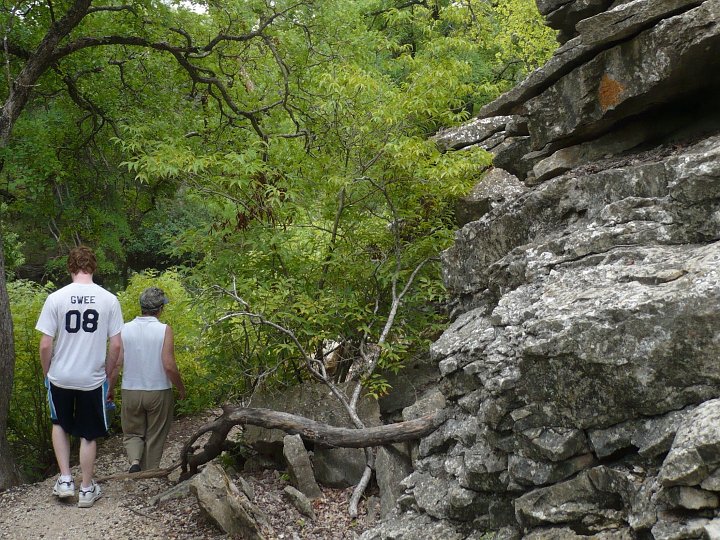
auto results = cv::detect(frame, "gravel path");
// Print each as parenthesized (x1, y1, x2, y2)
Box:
(0, 411, 374, 539)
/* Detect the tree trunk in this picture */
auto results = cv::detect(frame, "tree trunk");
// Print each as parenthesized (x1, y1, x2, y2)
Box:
(0, 235, 19, 489)
(0, 0, 93, 490)
(0, 0, 93, 145)
(181, 406, 445, 476)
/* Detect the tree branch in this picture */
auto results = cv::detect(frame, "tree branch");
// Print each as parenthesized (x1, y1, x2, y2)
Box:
(87, 5, 136, 14)
(180, 405, 444, 475)
(201, 1, 308, 52)
(0, 0, 93, 143)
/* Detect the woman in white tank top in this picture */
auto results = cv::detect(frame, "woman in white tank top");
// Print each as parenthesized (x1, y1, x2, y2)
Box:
(117, 287, 186, 472)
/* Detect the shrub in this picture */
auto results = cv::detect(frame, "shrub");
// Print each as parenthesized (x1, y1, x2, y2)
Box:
(8, 280, 55, 480)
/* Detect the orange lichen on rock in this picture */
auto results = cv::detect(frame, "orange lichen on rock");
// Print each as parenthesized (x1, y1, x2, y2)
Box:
(598, 74, 625, 111)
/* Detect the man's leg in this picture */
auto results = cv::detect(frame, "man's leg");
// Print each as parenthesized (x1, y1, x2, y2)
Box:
(79, 438, 96, 488)
(74, 386, 106, 507)
(51, 424, 72, 477)
(48, 383, 74, 477)
(48, 384, 76, 498)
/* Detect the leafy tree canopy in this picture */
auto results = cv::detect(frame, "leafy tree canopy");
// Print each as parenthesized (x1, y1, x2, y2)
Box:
(2, 0, 556, 476)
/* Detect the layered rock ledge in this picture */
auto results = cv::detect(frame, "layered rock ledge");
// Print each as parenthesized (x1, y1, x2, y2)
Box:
(364, 1, 720, 538)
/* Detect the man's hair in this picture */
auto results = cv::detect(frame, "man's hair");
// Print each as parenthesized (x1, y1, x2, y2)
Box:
(67, 246, 97, 275)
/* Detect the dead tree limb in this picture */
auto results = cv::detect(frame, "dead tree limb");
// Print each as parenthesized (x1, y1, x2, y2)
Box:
(181, 405, 445, 476)
(346, 255, 435, 516)
(97, 462, 179, 482)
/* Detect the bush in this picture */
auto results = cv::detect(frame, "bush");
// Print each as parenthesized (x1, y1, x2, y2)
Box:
(8, 280, 55, 480)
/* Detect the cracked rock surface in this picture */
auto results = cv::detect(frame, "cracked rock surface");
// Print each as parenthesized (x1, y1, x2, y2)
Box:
(364, 0, 720, 538)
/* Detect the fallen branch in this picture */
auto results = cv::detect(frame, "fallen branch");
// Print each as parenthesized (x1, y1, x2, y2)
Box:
(181, 405, 445, 476)
(97, 462, 180, 482)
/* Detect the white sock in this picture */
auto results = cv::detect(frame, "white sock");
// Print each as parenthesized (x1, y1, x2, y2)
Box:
(60, 475, 72, 482)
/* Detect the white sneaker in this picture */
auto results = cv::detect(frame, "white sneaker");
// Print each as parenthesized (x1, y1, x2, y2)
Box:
(52, 477, 75, 499)
(77, 481, 102, 508)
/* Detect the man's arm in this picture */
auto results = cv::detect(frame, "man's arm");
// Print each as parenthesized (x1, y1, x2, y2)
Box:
(39, 334, 54, 377)
(106, 333, 122, 401)
(162, 325, 186, 400)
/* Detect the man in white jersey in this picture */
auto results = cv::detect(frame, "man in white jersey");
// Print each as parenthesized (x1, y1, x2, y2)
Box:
(115, 286, 185, 472)
(36, 246, 124, 508)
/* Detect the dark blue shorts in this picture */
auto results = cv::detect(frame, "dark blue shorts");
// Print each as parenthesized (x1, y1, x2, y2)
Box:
(47, 380, 110, 441)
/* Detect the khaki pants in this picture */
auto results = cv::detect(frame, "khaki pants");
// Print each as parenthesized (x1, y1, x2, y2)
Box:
(121, 388, 174, 470)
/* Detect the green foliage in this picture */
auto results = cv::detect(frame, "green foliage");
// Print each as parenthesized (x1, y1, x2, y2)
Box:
(7, 280, 54, 480)
(108, 0, 552, 397)
(0, 0, 204, 284)
(362, 373, 393, 399)
(492, 0, 559, 71)
(1, 204, 24, 280)
(369, 0, 557, 110)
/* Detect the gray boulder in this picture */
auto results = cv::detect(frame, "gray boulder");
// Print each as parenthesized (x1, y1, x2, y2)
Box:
(455, 168, 528, 227)
(576, 0, 707, 48)
(659, 399, 720, 488)
(311, 446, 367, 488)
(537, 0, 612, 42)
(526, 2, 720, 151)
(433, 116, 515, 152)
(377, 355, 440, 418)
(189, 462, 270, 540)
(508, 453, 595, 487)
(479, 37, 589, 119)
(375, 445, 414, 518)
(522, 527, 633, 540)
(282, 485, 316, 520)
(514, 470, 623, 529)
(704, 519, 720, 539)
(402, 388, 446, 422)
(283, 434, 322, 499)
(363, 0, 720, 537)
(659, 486, 719, 510)
(359, 511, 469, 540)
(243, 381, 380, 487)
(651, 517, 710, 540)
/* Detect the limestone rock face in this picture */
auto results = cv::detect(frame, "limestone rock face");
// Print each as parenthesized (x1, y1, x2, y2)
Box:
(659, 400, 720, 489)
(375, 446, 414, 518)
(362, 0, 720, 538)
(525, 1, 720, 152)
(455, 168, 528, 227)
(537, 0, 612, 44)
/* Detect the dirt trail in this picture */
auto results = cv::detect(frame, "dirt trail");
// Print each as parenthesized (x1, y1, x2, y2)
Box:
(0, 412, 224, 539)
(0, 411, 368, 539)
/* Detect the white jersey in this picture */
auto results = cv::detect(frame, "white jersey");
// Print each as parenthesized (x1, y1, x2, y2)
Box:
(36, 282, 124, 391)
(121, 316, 171, 391)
